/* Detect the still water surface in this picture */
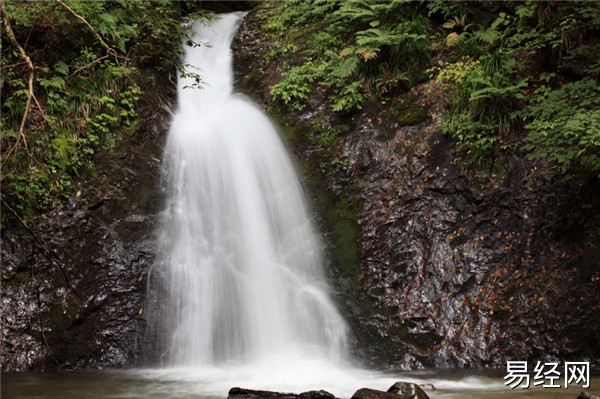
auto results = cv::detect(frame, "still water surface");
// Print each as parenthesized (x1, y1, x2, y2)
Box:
(2, 368, 598, 399)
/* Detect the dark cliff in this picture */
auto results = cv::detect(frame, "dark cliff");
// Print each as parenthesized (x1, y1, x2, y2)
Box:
(1, 74, 172, 371)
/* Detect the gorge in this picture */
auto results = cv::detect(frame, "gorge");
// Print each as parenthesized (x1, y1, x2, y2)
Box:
(1, 2, 599, 398)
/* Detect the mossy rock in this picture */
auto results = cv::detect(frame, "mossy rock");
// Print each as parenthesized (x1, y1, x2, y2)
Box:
(409, 69, 431, 86)
(389, 323, 410, 341)
(308, 121, 348, 148)
(239, 69, 263, 100)
(369, 287, 386, 297)
(393, 95, 427, 126)
(267, 110, 313, 147)
(376, 305, 399, 317)
(393, 263, 409, 274)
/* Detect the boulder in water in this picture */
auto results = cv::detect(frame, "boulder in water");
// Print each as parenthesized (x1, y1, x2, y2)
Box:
(299, 390, 337, 399)
(577, 393, 600, 399)
(228, 387, 297, 399)
(387, 382, 431, 399)
(351, 387, 408, 399)
(228, 388, 336, 399)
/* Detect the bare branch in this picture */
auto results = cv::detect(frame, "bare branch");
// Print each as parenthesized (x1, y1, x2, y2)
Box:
(68, 54, 110, 78)
(32, 93, 52, 126)
(31, 264, 61, 366)
(1, 0, 34, 162)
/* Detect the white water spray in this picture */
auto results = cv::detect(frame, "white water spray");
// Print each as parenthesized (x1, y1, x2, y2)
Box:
(158, 12, 348, 370)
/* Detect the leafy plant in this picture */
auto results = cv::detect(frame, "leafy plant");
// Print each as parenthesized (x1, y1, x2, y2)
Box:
(1, 0, 211, 220)
(440, 51, 528, 166)
(308, 122, 346, 147)
(429, 1, 600, 176)
(261, 0, 600, 182)
(330, 81, 365, 112)
(524, 79, 600, 176)
(260, 0, 432, 113)
(270, 62, 321, 110)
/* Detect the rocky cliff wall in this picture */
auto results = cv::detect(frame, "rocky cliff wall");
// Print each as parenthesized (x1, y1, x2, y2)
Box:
(1, 72, 172, 371)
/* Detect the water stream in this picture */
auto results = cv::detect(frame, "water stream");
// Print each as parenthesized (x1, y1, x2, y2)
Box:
(152, 11, 347, 368)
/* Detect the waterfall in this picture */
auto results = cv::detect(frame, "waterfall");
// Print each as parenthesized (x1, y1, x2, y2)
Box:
(153, 12, 348, 368)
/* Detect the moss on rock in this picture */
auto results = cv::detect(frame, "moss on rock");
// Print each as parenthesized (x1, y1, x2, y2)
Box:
(392, 95, 428, 126)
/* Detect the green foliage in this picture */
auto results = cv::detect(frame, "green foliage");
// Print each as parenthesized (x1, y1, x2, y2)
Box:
(524, 79, 600, 176)
(270, 62, 321, 110)
(261, 1, 600, 182)
(1, 0, 211, 220)
(261, 0, 432, 112)
(429, 58, 479, 89)
(331, 81, 365, 113)
(428, 1, 600, 176)
(308, 122, 346, 148)
(440, 51, 528, 166)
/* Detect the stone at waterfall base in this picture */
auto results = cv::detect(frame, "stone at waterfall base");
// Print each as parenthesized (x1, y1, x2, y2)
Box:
(228, 388, 336, 399)
(351, 382, 431, 399)
(387, 382, 431, 399)
(228, 382, 432, 399)
(351, 388, 407, 399)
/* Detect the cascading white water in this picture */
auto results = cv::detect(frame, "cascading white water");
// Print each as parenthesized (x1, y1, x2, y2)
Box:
(158, 12, 348, 368)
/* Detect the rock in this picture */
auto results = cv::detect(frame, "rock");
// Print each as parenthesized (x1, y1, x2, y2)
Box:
(228, 388, 297, 399)
(577, 393, 600, 399)
(351, 388, 407, 399)
(228, 388, 336, 399)
(387, 382, 430, 399)
(299, 391, 336, 399)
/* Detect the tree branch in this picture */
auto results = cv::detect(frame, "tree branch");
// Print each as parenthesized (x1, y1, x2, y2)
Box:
(30, 262, 60, 366)
(1, 0, 34, 162)
(68, 54, 110, 78)
(54, 0, 119, 60)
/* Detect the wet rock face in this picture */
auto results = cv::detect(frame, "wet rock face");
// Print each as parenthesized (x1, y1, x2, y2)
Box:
(0, 72, 172, 371)
(233, 9, 600, 369)
(346, 88, 600, 368)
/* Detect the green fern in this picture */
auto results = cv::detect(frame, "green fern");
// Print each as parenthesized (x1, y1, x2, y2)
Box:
(524, 79, 600, 175)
